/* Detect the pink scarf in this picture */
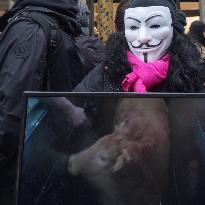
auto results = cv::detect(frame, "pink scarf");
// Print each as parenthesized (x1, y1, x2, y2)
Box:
(122, 51, 171, 92)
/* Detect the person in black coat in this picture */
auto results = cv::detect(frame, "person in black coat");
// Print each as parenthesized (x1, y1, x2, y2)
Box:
(188, 20, 205, 59)
(74, 1, 205, 204)
(75, 0, 104, 73)
(74, 0, 205, 93)
(188, 20, 205, 48)
(0, 0, 89, 204)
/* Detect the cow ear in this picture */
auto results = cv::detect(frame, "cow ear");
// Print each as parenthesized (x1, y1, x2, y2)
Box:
(112, 149, 131, 173)
(115, 121, 126, 130)
(112, 155, 124, 173)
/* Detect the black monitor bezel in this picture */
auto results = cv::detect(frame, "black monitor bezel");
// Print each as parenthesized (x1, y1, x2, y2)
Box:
(15, 91, 205, 205)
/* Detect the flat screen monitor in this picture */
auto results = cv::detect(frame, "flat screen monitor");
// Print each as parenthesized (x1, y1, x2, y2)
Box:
(16, 92, 205, 205)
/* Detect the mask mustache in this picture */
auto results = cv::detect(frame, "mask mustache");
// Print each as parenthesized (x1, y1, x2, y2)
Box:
(131, 40, 163, 49)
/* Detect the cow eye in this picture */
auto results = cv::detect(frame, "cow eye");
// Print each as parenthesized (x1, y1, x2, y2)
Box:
(99, 155, 107, 162)
(96, 153, 109, 166)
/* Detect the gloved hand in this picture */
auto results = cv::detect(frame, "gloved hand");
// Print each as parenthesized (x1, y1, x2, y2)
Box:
(65, 105, 91, 127)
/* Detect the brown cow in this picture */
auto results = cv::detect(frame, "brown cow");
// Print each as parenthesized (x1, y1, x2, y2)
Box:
(67, 98, 170, 205)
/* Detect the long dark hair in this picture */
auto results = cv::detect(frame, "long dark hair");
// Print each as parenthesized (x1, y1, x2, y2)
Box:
(103, 30, 205, 92)
(114, 0, 132, 32)
(167, 31, 205, 92)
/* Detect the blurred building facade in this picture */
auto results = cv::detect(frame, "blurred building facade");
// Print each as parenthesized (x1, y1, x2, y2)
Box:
(87, 0, 202, 40)
(0, 0, 203, 40)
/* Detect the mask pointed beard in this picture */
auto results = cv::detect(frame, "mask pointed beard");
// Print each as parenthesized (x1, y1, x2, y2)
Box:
(143, 53, 148, 63)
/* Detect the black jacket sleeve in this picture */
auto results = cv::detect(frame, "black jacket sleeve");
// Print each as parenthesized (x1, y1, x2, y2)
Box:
(75, 36, 104, 73)
(0, 19, 47, 137)
(74, 65, 107, 92)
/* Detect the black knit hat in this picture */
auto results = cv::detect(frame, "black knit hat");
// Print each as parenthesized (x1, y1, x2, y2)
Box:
(130, 0, 186, 33)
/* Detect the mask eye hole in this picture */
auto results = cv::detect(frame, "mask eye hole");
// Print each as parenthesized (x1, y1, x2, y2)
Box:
(150, 24, 160, 29)
(130, 26, 139, 30)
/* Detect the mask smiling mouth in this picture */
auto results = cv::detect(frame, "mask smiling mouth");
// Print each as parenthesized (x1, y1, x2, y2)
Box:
(130, 40, 163, 49)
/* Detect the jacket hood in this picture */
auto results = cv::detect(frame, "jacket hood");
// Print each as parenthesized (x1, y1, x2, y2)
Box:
(10, 0, 79, 18)
(77, 0, 90, 36)
(0, 0, 80, 33)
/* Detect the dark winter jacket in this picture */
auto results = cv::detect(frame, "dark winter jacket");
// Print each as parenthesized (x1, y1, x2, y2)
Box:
(75, 36, 104, 73)
(0, 1, 85, 137)
(74, 64, 170, 92)
(74, 65, 117, 92)
(0, 1, 86, 202)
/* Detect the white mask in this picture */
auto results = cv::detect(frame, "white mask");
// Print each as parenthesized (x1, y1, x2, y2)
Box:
(124, 6, 173, 62)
